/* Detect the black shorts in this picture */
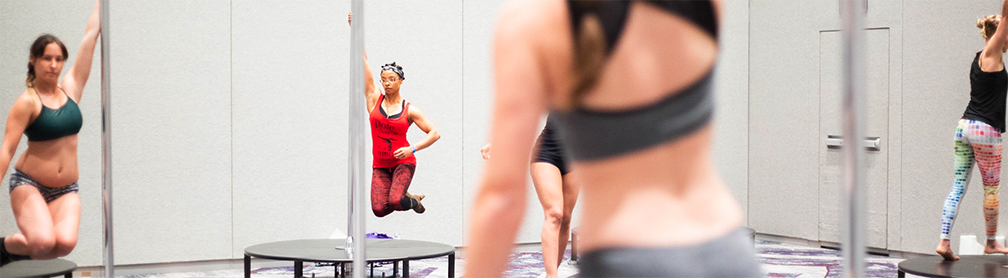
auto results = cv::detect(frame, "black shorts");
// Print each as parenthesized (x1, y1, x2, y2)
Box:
(534, 122, 569, 175)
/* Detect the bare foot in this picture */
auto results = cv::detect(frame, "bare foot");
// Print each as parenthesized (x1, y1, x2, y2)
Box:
(937, 239, 959, 260)
(986, 239, 1008, 254)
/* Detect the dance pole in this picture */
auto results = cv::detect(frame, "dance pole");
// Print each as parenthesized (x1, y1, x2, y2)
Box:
(348, 0, 367, 277)
(840, 0, 866, 277)
(99, 0, 114, 277)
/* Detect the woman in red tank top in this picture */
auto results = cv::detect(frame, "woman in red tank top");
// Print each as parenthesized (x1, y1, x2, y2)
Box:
(352, 13, 441, 217)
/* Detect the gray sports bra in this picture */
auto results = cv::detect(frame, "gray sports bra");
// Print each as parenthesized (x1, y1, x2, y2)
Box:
(548, 70, 714, 161)
(547, 0, 718, 161)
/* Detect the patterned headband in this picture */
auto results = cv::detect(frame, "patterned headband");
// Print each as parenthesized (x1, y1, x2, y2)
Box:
(381, 65, 405, 80)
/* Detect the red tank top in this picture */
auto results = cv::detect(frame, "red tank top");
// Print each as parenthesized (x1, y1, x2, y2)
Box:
(370, 95, 417, 168)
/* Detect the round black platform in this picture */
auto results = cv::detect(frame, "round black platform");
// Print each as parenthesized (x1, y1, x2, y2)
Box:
(0, 259, 76, 278)
(898, 255, 1008, 278)
(244, 238, 455, 278)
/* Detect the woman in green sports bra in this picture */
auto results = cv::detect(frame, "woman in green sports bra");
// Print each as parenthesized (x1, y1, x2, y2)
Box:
(0, 1, 101, 266)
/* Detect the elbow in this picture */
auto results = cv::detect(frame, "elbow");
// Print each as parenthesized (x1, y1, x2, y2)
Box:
(0, 148, 15, 164)
(474, 179, 527, 218)
(431, 129, 441, 143)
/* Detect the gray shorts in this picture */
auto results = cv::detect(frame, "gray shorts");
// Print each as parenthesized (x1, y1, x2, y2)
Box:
(578, 227, 763, 277)
(9, 169, 78, 203)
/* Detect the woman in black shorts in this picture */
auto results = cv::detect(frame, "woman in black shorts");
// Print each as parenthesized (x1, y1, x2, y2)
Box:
(481, 119, 579, 278)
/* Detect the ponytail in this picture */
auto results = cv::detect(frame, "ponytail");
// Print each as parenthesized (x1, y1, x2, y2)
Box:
(559, 13, 607, 111)
(26, 62, 35, 88)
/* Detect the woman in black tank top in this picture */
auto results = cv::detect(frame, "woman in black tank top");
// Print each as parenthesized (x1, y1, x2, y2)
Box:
(937, 0, 1008, 261)
(1, 1, 101, 266)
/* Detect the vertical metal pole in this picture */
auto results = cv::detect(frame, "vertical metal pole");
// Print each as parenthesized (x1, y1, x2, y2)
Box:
(99, 0, 114, 277)
(348, 0, 367, 277)
(840, 0, 865, 277)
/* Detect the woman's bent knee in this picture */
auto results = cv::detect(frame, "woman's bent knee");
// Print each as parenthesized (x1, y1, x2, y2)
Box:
(51, 235, 77, 257)
(26, 236, 56, 257)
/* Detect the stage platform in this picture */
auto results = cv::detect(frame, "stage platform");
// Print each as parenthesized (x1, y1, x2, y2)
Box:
(0, 259, 76, 278)
(245, 238, 455, 278)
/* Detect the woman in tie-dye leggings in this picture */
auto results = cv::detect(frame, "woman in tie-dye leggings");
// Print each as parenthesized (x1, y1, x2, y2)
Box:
(937, 7, 1008, 260)
(939, 120, 1006, 260)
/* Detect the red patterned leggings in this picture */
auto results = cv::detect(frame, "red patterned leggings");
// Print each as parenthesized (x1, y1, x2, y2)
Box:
(371, 163, 416, 217)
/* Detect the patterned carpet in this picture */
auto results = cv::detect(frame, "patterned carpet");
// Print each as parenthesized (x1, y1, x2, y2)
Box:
(120, 239, 906, 278)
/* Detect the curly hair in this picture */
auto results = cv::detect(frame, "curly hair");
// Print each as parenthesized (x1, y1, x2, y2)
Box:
(979, 15, 1001, 40)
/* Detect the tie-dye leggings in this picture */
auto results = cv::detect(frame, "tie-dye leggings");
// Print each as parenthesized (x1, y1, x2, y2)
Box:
(941, 119, 1003, 240)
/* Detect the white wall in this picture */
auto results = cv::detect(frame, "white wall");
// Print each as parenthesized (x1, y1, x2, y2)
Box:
(230, 0, 349, 259)
(748, 0, 820, 240)
(110, 0, 234, 264)
(10, 0, 1002, 268)
(713, 0, 751, 224)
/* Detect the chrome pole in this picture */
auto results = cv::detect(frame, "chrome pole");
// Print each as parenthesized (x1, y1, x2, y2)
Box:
(348, 0, 367, 277)
(840, 0, 866, 277)
(99, 0, 114, 277)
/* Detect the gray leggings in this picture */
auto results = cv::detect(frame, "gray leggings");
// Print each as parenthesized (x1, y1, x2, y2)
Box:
(9, 170, 78, 203)
(578, 227, 763, 277)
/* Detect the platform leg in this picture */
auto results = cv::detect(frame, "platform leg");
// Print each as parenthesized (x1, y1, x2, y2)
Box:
(403, 259, 409, 278)
(571, 231, 578, 262)
(245, 255, 251, 278)
(898, 270, 905, 278)
(294, 260, 303, 278)
(393, 261, 398, 277)
(65, 272, 72, 278)
(448, 253, 455, 278)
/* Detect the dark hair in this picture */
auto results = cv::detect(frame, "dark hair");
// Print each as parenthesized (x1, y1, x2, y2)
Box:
(381, 62, 406, 80)
(560, 10, 607, 111)
(26, 34, 69, 88)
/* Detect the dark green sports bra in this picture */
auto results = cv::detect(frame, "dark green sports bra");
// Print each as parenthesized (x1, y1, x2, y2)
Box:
(24, 91, 82, 142)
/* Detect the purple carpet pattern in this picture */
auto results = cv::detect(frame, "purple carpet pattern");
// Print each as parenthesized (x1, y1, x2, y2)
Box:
(756, 239, 902, 278)
(119, 239, 907, 278)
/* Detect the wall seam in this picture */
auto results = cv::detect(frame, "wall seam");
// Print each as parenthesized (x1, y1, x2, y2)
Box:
(229, 0, 235, 259)
(460, 0, 466, 243)
(897, 0, 904, 250)
(746, 0, 752, 229)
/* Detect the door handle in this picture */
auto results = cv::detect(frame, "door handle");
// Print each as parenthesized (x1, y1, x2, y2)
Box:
(826, 135, 881, 151)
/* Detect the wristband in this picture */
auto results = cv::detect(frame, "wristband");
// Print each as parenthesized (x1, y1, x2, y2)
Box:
(412, 145, 417, 154)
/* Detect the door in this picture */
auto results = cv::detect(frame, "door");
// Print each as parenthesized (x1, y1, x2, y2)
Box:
(818, 28, 890, 249)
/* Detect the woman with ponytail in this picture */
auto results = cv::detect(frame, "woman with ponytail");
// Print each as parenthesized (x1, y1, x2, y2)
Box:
(466, 0, 760, 277)
(936, 0, 1008, 261)
(0, 1, 101, 266)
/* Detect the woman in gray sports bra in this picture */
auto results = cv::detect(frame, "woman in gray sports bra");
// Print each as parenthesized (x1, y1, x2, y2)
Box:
(0, 1, 101, 266)
(466, 0, 761, 277)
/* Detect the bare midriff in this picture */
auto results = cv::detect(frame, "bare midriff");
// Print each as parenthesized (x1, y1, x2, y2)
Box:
(15, 135, 79, 187)
(572, 127, 744, 253)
